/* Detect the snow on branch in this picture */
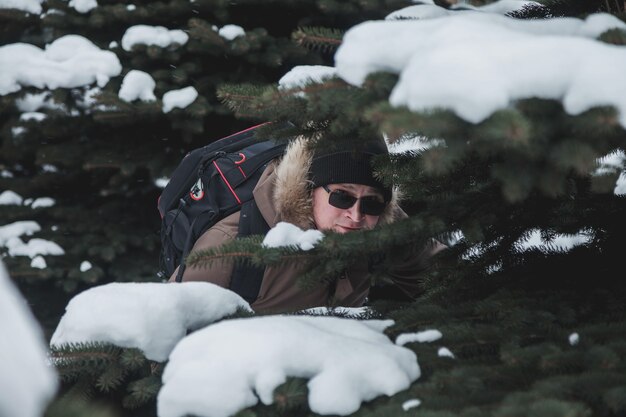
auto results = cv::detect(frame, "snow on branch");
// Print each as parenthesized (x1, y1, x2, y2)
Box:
(50, 282, 252, 362)
(121, 25, 189, 51)
(158, 316, 419, 417)
(0, 260, 57, 417)
(335, 12, 626, 127)
(0, 35, 122, 95)
(0, 0, 43, 14)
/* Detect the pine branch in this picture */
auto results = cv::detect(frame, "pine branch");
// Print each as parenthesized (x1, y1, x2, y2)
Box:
(119, 348, 148, 372)
(123, 375, 162, 409)
(272, 377, 309, 412)
(185, 235, 314, 270)
(95, 363, 126, 393)
(292, 26, 344, 53)
(51, 342, 123, 380)
(216, 83, 278, 119)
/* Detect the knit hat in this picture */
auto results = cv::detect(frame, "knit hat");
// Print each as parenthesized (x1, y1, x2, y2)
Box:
(309, 138, 392, 202)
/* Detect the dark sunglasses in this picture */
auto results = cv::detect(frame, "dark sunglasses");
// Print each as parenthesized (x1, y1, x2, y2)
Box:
(322, 185, 387, 216)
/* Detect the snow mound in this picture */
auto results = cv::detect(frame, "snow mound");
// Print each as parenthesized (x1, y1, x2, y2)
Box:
(218, 24, 245, 40)
(396, 329, 442, 345)
(0, 35, 122, 95)
(158, 316, 418, 417)
(121, 25, 189, 51)
(387, 0, 543, 19)
(0, 190, 23, 205)
(262, 222, 324, 251)
(69, 0, 97, 13)
(0, 0, 43, 14)
(278, 65, 337, 90)
(7, 237, 64, 258)
(0, 221, 41, 245)
(51, 282, 252, 362)
(335, 12, 626, 127)
(162, 86, 198, 113)
(0, 260, 57, 417)
(119, 69, 156, 102)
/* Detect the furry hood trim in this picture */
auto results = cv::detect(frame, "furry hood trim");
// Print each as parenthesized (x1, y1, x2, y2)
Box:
(272, 137, 403, 229)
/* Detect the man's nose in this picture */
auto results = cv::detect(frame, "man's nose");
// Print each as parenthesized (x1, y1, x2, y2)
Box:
(346, 200, 364, 222)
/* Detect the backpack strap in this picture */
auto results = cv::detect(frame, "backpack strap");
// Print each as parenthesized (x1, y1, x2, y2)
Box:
(174, 215, 196, 283)
(230, 199, 270, 303)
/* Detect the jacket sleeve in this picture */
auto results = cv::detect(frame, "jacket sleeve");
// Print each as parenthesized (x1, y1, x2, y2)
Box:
(167, 212, 240, 288)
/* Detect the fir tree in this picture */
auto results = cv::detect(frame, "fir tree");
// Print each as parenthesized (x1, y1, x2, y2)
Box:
(3, 0, 626, 416)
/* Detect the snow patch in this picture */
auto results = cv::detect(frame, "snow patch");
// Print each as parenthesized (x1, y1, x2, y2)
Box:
(162, 86, 198, 113)
(30, 256, 47, 269)
(438, 347, 455, 358)
(0, 260, 58, 417)
(79, 261, 92, 272)
(514, 229, 593, 253)
(396, 329, 443, 345)
(50, 282, 252, 362)
(6, 237, 65, 258)
(387, 134, 444, 154)
(68, 0, 97, 13)
(569, 332, 580, 346)
(402, 398, 422, 411)
(455, 0, 544, 14)
(278, 65, 337, 90)
(595, 150, 626, 195)
(119, 70, 156, 102)
(0, 190, 23, 205)
(303, 306, 374, 318)
(0, 221, 41, 246)
(218, 24, 245, 40)
(121, 25, 189, 51)
(386, 4, 454, 20)
(335, 13, 626, 127)
(0, 35, 122, 95)
(31, 197, 55, 209)
(158, 316, 420, 417)
(41, 164, 59, 173)
(20, 112, 47, 122)
(0, 0, 43, 14)
(16, 92, 50, 112)
(262, 222, 324, 251)
(155, 177, 170, 188)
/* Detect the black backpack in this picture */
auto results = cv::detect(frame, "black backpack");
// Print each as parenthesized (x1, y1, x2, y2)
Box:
(157, 123, 287, 303)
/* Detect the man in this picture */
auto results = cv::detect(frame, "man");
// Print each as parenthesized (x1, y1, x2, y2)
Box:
(170, 136, 445, 312)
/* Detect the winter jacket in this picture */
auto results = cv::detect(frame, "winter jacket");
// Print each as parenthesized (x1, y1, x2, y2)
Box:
(169, 138, 446, 313)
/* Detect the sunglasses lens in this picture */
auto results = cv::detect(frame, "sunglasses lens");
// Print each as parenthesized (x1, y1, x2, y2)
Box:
(327, 189, 387, 215)
(360, 198, 387, 216)
(328, 190, 357, 209)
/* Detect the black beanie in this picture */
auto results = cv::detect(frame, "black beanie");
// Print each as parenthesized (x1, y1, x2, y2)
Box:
(309, 138, 392, 202)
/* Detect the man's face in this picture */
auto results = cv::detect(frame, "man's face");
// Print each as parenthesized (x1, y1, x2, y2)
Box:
(311, 183, 385, 233)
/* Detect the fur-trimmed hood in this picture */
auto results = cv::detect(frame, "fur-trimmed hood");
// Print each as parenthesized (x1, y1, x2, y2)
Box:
(272, 137, 404, 229)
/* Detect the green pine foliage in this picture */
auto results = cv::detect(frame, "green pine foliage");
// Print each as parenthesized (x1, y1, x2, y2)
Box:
(3, 0, 626, 416)
(0, 0, 398, 337)
(50, 342, 161, 416)
(188, 5, 626, 417)
(292, 26, 344, 53)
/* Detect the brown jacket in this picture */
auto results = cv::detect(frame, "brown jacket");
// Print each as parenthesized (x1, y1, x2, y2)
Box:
(170, 138, 445, 313)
